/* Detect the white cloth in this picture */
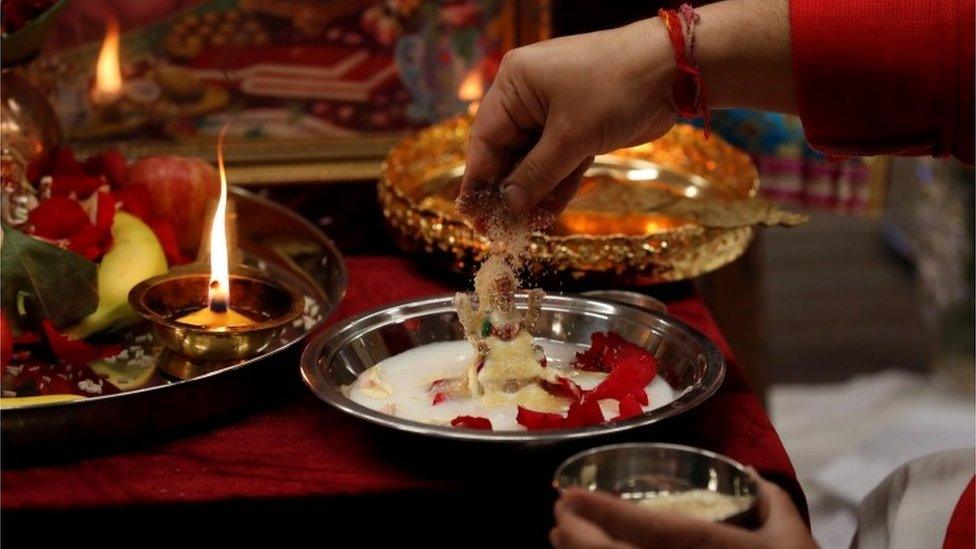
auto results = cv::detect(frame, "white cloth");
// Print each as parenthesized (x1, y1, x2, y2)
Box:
(851, 448, 975, 549)
(771, 372, 976, 547)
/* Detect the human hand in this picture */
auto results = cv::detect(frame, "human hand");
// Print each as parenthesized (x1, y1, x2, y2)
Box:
(457, 19, 678, 229)
(550, 476, 818, 549)
(457, 0, 795, 231)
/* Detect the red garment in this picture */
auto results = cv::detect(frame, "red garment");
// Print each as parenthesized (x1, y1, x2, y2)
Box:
(944, 476, 975, 549)
(790, 0, 974, 164)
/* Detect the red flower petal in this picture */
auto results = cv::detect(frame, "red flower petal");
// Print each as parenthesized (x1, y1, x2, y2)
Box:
(450, 416, 492, 430)
(4, 357, 121, 397)
(50, 174, 104, 198)
(516, 406, 565, 430)
(117, 185, 152, 221)
(67, 225, 106, 260)
(52, 147, 85, 176)
(588, 353, 656, 403)
(615, 393, 644, 421)
(41, 320, 121, 364)
(573, 332, 609, 372)
(1, 311, 12, 367)
(68, 192, 115, 260)
(28, 196, 91, 239)
(94, 191, 115, 230)
(565, 397, 605, 428)
(577, 332, 657, 405)
(573, 332, 636, 373)
(147, 219, 186, 265)
(432, 392, 446, 405)
(83, 150, 128, 188)
(540, 376, 584, 402)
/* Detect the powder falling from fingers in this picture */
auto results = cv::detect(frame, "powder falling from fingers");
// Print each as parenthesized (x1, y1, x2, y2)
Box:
(454, 186, 555, 396)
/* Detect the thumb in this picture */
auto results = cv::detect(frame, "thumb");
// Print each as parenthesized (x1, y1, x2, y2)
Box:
(501, 125, 588, 213)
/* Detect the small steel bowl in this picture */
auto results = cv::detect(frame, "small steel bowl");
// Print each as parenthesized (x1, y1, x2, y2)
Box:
(301, 294, 724, 445)
(129, 269, 305, 366)
(554, 443, 760, 527)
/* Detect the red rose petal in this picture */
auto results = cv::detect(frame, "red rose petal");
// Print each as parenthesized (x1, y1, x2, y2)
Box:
(119, 186, 187, 264)
(117, 185, 152, 221)
(516, 406, 565, 430)
(4, 357, 121, 397)
(147, 219, 186, 265)
(615, 393, 644, 421)
(540, 376, 584, 402)
(587, 354, 656, 403)
(565, 397, 605, 427)
(67, 191, 115, 260)
(573, 332, 610, 372)
(50, 174, 104, 198)
(52, 147, 85, 176)
(28, 196, 91, 239)
(83, 150, 128, 187)
(579, 332, 657, 405)
(1, 311, 12, 367)
(41, 320, 121, 364)
(575, 332, 646, 373)
(432, 392, 446, 405)
(95, 191, 115, 230)
(573, 332, 636, 373)
(67, 225, 106, 260)
(450, 416, 492, 430)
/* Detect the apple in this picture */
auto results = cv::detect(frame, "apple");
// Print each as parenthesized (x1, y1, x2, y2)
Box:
(122, 156, 220, 255)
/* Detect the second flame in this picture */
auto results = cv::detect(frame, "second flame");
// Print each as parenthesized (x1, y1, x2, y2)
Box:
(458, 68, 484, 116)
(93, 16, 123, 103)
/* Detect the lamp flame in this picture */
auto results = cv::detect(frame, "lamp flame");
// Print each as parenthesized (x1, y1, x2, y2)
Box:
(208, 123, 232, 312)
(93, 17, 123, 103)
(458, 69, 484, 116)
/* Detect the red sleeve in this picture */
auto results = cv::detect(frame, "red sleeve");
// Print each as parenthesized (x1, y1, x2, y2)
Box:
(790, 0, 974, 165)
(943, 477, 975, 549)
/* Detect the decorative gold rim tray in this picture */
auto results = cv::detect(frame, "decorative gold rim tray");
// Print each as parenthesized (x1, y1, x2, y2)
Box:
(379, 117, 764, 285)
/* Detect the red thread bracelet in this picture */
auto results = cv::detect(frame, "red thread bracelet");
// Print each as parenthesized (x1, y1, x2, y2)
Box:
(658, 4, 710, 137)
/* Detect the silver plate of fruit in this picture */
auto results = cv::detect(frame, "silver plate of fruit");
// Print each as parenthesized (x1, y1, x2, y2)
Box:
(1, 150, 346, 454)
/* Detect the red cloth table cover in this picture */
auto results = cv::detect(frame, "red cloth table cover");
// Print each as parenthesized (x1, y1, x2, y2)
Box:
(1, 257, 805, 532)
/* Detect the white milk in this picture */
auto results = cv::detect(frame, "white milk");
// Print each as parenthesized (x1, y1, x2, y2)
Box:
(346, 339, 676, 431)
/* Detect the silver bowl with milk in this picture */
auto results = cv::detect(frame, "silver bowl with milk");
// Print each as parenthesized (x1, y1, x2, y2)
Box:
(300, 293, 724, 445)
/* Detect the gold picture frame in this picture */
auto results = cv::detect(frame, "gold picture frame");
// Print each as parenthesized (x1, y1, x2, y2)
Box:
(46, 0, 553, 185)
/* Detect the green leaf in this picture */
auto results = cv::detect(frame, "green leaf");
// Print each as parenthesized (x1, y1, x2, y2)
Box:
(0, 223, 98, 332)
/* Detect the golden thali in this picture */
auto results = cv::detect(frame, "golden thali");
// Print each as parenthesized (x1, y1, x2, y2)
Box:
(379, 117, 804, 285)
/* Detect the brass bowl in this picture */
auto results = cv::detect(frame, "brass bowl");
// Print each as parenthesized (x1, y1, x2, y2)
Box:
(379, 117, 760, 285)
(129, 270, 304, 374)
